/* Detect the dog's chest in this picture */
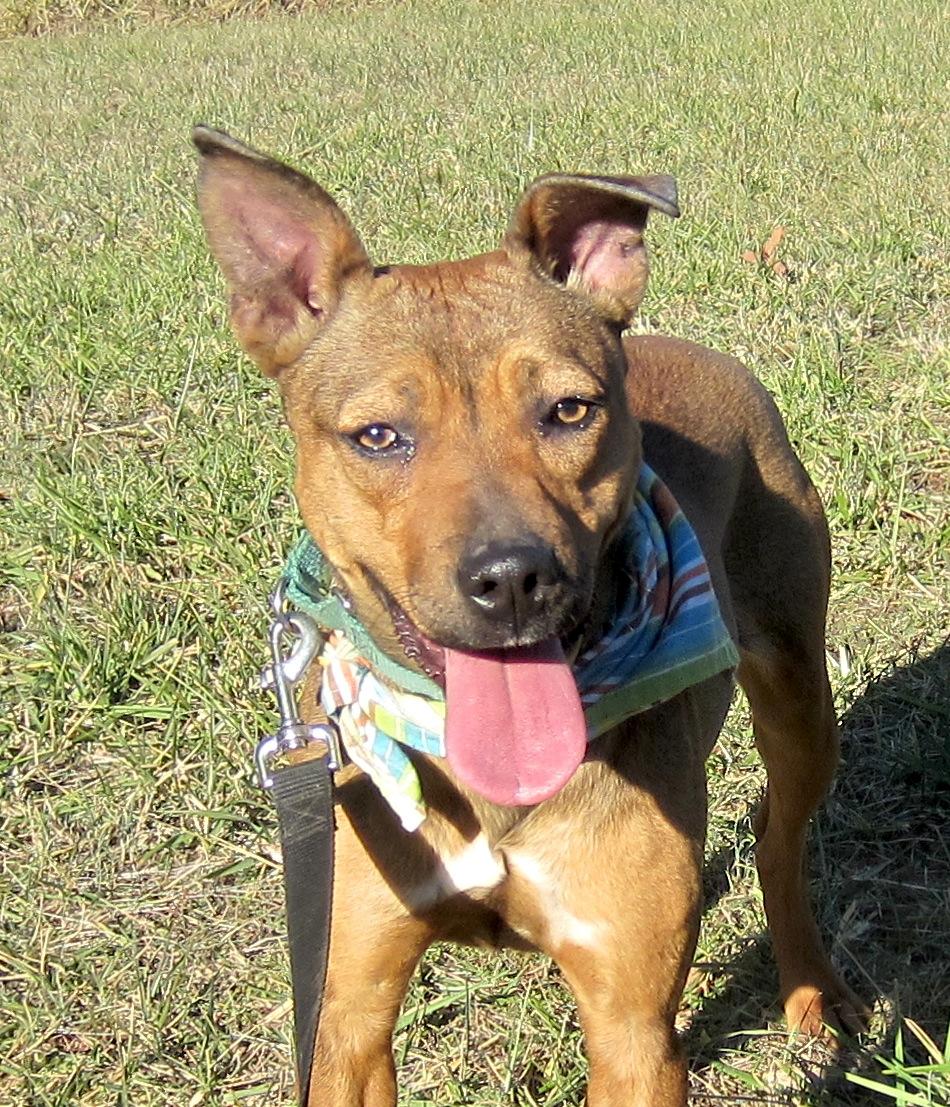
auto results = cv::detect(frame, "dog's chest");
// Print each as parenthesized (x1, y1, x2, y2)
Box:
(416, 830, 606, 953)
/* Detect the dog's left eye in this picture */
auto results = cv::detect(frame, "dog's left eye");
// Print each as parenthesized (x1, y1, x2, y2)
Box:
(544, 397, 598, 430)
(353, 424, 402, 452)
(553, 399, 590, 425)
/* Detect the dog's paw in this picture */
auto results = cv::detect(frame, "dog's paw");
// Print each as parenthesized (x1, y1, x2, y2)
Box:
(785, 980, 872, 1042)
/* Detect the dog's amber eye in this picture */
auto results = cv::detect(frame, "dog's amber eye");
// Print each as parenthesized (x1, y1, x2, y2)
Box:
(354, 424, 400, 452)
(552, 398, 592, 426)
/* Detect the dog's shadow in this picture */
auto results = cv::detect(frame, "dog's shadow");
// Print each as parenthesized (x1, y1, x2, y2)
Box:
(689, 639, 950, 1102)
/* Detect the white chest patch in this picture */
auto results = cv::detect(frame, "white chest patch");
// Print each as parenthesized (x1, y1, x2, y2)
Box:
(506, 850, 606, 951)
(442, 834, 507, 894)
(410, 833, 506, 909)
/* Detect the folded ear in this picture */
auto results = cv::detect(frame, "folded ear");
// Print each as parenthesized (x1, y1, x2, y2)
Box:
(193, 126, 372, 376)
(504, 173, 679, 325)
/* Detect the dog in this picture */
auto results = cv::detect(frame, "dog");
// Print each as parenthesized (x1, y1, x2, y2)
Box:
(193, 126, 867, 1106)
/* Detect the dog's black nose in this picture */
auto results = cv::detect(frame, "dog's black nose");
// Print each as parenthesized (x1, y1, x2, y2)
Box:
(458, 541, 562, 629)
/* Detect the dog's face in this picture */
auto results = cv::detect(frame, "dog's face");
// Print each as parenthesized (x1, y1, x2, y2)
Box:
(194, 129, 677, 664)
(286, 255, 638, 662)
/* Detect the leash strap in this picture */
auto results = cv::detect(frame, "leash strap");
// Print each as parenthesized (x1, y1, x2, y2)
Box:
(271, 755, 335, 1104)
(256, 580, 343, 1106)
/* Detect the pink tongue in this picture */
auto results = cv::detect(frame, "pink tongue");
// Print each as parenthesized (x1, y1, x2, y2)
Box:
(444, 639, 587, 806)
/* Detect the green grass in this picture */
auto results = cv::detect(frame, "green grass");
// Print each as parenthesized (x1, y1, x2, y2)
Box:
(845, 1018, 950, 1106)
(1, 0, 948, 1103)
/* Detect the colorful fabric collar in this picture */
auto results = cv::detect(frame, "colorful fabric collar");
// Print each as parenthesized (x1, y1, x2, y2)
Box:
(284, 463, 738, 830)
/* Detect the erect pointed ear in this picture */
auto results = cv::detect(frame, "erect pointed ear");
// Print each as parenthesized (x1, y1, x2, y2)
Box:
(192, 126, 372, 376)
(504, 173, 679, 326)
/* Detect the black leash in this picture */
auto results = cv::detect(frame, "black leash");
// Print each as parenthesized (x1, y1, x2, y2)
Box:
(270, 750, 334, 1100)
(256, 581, 342, 1106)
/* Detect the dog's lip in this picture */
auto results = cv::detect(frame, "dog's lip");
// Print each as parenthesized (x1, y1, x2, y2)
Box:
(387, 596, 447, 686)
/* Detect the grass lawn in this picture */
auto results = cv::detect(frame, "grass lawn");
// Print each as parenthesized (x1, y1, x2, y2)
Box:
(1, 0, 948, 1103)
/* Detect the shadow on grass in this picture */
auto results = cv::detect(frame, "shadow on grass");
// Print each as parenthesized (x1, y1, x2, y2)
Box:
(689, 639, 950, 1103)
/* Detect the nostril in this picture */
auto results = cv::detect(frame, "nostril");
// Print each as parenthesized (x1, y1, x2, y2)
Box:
(522, 571, 538, 595)
(478, 579, 498, 597)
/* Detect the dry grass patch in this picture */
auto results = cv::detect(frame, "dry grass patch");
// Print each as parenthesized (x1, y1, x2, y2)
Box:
(0, 0, 378, 40)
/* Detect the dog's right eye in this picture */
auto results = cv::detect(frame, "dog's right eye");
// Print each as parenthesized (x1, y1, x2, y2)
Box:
(352, 424, 402, 453)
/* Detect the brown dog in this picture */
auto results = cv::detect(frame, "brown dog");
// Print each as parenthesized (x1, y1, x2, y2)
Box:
(194, 127, 866, 1106)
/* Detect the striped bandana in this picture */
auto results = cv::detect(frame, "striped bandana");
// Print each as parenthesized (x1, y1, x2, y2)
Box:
(285, 463, 738, 830)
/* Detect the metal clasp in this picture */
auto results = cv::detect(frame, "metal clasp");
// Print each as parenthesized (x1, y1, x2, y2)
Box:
(255, 578, 343, 789)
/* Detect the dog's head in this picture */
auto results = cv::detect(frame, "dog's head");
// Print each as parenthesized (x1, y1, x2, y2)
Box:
(195, 127, 678, 804)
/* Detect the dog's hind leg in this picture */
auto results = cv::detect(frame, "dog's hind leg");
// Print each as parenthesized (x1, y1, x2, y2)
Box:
(729, 460, 868, 1038)
(739, 645, 867, 1037)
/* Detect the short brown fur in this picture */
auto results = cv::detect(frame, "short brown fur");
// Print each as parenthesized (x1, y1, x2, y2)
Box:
(194, 127, 867, 1106)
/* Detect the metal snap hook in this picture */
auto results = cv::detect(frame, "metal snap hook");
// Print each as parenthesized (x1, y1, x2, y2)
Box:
(260, 611, 322, 723)
(256, 577, 342, 789)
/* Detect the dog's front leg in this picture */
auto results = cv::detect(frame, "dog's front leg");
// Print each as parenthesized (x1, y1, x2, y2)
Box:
(556, 800, 701, 1107)
(502, 688, 722, 1107)
(308, 788, 432, 1107)
(508, 805, 702, 1107)
(555, 881, 698, 1107)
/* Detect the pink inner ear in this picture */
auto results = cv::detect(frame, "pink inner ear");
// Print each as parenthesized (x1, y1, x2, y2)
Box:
(569, 219, 643, 296)
(218, 175, 320, 305)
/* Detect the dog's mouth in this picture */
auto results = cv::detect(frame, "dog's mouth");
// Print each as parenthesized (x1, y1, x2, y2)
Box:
(373, 582, 589, 808)
(388, 599, 448, 685)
